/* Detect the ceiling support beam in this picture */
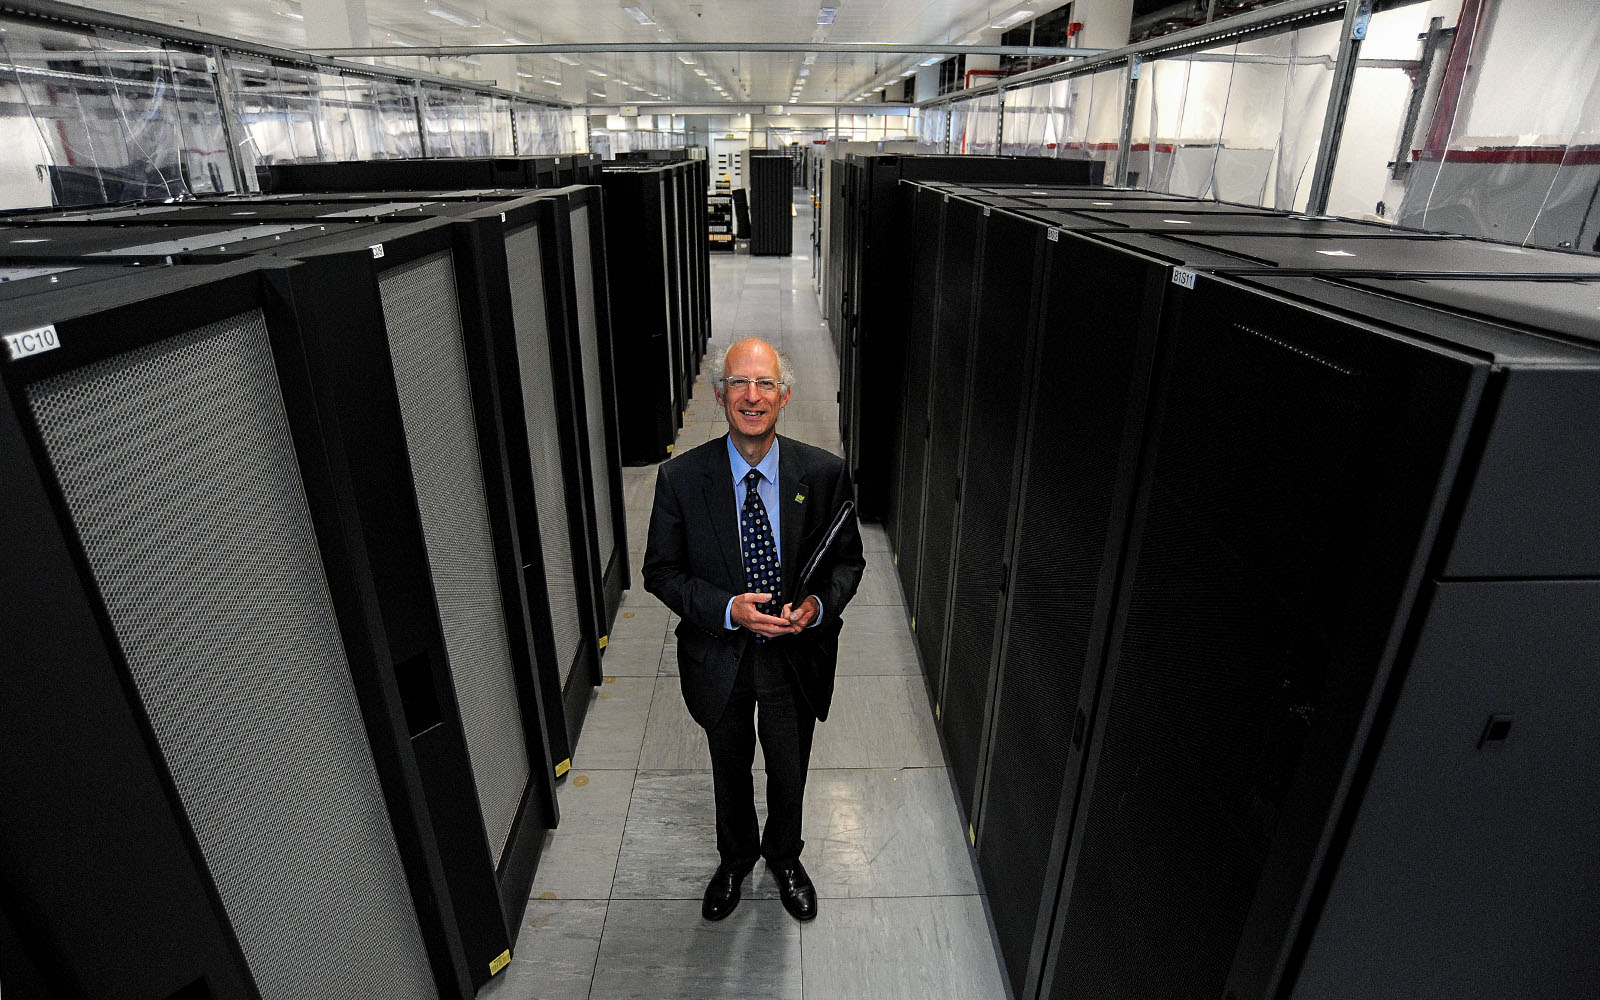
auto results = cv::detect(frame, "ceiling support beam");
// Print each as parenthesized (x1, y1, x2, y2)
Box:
(304, 41, 1103, 59)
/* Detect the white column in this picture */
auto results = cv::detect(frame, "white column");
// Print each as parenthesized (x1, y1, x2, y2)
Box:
(302, 0, 371, 48)
(482, 54, 519, 91)
(1072, 0, 1136, 50)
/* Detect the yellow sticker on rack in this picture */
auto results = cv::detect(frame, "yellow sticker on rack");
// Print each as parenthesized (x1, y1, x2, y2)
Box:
(935, 703, 942, 720)
(969, 825, 976, 846)
(554, 758, 572, 777)
(667, 444, 675, 453)
(489, 950, 511, 976)
(599, 634, 610, 649)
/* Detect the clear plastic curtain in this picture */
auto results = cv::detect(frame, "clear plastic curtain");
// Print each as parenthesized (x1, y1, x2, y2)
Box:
(227, 61, 327, 184)
(0, 22, 225, 206)
(1398, 0, 1600, 249)
(340, 75, 423, 161)
(1131, 20, 1339, 206)
(1001, 81, 1052, 155)
(1322, 2, 1454, 223)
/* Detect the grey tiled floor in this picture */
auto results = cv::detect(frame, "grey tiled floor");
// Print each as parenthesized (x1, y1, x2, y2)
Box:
(480, 192, 1008, 1000)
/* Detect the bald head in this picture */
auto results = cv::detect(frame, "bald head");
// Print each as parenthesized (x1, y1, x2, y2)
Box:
(714, 337, 794, 388)
(715, 337, 792, 461)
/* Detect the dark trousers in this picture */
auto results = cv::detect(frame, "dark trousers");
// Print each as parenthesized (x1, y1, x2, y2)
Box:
(705, 642, 816, 869)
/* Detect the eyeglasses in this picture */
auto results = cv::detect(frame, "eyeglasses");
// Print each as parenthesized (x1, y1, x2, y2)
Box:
(720, 376, 785, 395)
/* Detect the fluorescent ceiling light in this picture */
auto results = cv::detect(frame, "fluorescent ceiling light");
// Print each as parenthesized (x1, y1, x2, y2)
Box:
(991, 8, 1034, 28)
(424, 4, 479, 28)
(588, 68, 608, 77)
(542, 77, 563, 86)
(621, 5, 655, 24)
(279, 9, 304, 20)
(816, 6, 837, 25)
(920, 56, 942, 66)
(551, 53, 580, 66)
(803, 53, 818, 65)
(590, 91, 606, 99)
(798, 67, 810, 78)
(693, 68, 708, 77)
(871, 85, 885, 92)
(677, 54, 696, 65)
(789, 98, 798, 104)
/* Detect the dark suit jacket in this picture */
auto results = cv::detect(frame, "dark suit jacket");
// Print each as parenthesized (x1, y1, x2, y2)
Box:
(642, 434, 865, 727)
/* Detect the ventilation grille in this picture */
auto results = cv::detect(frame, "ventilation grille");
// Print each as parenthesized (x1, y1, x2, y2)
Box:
(27, 311, 438, 1000)
(378, 252, 530, 866)
(504, 224, 585, 684)
(570, 204, 617, 572)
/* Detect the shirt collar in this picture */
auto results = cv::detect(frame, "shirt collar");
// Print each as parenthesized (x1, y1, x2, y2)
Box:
(727, 434, 781, 487)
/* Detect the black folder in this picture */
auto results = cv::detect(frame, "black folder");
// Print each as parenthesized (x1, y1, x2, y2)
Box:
(789, 500, 856, 604)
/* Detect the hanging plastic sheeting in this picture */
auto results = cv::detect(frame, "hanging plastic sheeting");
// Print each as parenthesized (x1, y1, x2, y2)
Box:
(420, 85, 502, 158)
(918, 104, 951, 152)
(513, 104, 579, 155)
(1129, 17, 1341, 208)
(0, 21, 228, 208)
(1398, 0, 1600, 251)
(950, 92, 1001, 155)
(999, 66, 1130, 179)
(226, 61, 342, 187)
(338, 75, 425, 162)
(1324, 0, 1460, 224)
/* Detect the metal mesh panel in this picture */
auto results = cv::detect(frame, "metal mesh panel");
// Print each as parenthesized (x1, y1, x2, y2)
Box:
(1052, 285, 1454, 1000)
(503, 224, 585, 683)
(942, 211, 1037, 820)
(891, 188, 944, 618)
(570, 203, 617, 573)
(377, 252, 530, 866)
(914, 200, 981, 683)
(27, 311, 438, 1000)
(980, 243, 1157, 1000)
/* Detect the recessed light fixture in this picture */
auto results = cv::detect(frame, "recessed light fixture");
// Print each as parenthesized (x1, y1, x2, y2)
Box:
(621, 5, 655, 25)
(588, 68, 608, 77)
(279, 9, 304, 19)
(677, 54, 696, 66)
(693, 68, 708, 77)
(798, 67, 810, 78)
(542, 77, 563, 86)
(803, 53, 818, 65)
(871, 85, 885, 92)
(590, 91, 607, 99)
(789, 98, 798, 104)
(817, 6, 837, 25)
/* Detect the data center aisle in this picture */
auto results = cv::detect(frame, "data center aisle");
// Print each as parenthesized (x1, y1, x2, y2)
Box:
(479, 191, 1008, 1000)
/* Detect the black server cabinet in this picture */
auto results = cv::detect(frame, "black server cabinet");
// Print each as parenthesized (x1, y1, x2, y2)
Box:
(1036, 269, 1600, 1000)
(550, 186, 631, 632)
(829, 154, 1103, 520)
(0, 261, 479, 1000)
(747, 152, 793, 256)
(887, 182, 947, 610)
(907, 195, 985, 681)
(662, 164, 695, 412)
(930, 206, 1048, 829)
(266, 219, 575, 986)
(442, 200, 608, 762)
(259, 155, 576, 194)
(599, 166, 681, 463)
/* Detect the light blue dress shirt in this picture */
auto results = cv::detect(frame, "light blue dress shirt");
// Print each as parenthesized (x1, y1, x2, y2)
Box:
(723, 437, 823, 631)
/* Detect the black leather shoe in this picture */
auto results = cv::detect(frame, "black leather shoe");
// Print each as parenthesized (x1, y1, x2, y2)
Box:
(774, 861, 817, 921)
(702, 863, 751, 921)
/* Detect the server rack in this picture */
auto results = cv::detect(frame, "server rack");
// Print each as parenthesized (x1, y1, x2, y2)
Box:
(746, 151, 793, 256)
(1, 260, 481, 1000)
(826, 154, 1104, 520)
(432, 198, 608, 764)
(258, 155, 588, 194)
(598, 165, 683, 462)
(259, 217, 573, 986)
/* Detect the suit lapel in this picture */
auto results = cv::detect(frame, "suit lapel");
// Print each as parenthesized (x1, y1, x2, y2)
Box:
(703, 435, 745, 588)
(778, 438, 808, 599)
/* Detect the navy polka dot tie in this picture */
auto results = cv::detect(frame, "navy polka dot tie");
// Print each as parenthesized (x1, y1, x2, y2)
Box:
(740, 469, 782, 622)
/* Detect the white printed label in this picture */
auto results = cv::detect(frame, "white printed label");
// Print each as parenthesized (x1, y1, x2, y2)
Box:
(1316, 249, 1357, 257)
(4, 324, 60, 361)
(1171, 268, 1198, 290)
(1047, 228, 1060, 242)
(369, 243, 386, 259)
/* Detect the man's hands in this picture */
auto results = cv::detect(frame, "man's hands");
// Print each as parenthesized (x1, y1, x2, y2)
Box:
(729, 593, 819, 638)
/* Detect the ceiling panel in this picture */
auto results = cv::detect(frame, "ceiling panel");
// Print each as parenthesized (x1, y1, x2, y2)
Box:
(68, 0, 1047, 104)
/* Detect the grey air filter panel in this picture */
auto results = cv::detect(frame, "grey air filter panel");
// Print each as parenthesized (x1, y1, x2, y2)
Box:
(26, 311, 439, 1000)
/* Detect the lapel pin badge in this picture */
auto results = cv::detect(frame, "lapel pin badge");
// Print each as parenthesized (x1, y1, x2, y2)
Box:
(795, 493, 805, 502)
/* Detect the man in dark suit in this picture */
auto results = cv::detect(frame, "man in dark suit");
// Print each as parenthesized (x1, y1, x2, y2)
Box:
(643, 336, 865, 923)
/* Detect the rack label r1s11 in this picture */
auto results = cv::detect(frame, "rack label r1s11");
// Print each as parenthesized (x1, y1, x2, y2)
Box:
(1171, 267, 1198, 290)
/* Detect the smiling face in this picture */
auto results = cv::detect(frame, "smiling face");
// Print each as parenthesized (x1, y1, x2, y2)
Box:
(717, 338, 790, 457)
